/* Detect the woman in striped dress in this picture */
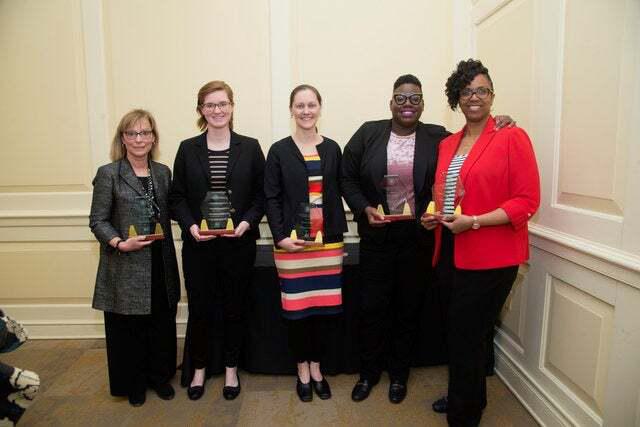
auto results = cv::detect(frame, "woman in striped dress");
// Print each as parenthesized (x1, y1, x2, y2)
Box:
(264, 84, 348, 402)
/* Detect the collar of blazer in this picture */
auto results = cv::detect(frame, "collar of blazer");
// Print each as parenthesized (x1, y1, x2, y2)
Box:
(371, 120, 434, 199)
(439, 115, 497, 188)
(194, 131, 243, 184)
(118, 158, 163, 199)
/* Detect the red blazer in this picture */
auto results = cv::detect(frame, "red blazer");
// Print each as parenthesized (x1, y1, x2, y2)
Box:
(432, 116, 540, 269)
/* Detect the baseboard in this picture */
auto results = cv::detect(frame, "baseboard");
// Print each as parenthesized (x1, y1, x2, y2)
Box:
(495, 344, 573, 427)
(2, 303, 189, 339)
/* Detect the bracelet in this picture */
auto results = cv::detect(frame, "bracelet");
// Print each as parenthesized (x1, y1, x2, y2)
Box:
(115, 240, 123, 253)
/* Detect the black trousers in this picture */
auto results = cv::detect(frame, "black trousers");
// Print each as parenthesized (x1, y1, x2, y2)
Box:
(183, 237, 256, 370)
(357, 223, 431, 383)
(103, 242, 177, 397)
(446, 260, 518, 426)
(286, 315, 338, 364)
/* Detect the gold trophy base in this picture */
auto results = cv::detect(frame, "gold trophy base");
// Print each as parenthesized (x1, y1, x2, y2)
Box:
(200, 218, 235, 236)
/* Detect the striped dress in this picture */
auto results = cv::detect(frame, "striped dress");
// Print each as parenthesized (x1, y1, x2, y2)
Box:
(273, 153, 343, 320)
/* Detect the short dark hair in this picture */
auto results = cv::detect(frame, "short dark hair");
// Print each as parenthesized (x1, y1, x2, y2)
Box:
(393, 74, 422, 90)
(289, 84, 322, 108)
(445, 59, 493, 110)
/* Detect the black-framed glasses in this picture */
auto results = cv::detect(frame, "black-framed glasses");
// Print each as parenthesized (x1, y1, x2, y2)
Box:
(200, 101, 232, 112)
(123, 130, 154, 140)
(460, 87, 493, 99)
(393, 93, 423, 105)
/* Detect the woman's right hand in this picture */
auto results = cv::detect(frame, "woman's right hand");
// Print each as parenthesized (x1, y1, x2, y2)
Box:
(189, 224, 217, 242)
(277, 237, 305, 252)
(420, 212, 442, 230)
(118, 236, 153, 252)
(364, 206, 390, 227)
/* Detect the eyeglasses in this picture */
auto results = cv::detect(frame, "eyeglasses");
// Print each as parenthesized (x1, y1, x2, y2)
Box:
(393, 93, 423, 105)
(123, 130, 154, 140)
(200, 101, 232, 112)
(460, 87, 493, 99)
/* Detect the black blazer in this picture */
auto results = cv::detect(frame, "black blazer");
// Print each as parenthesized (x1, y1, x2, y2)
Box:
(264, 136, 347, 244)
(169, 131, 265, 244)
(341, 119, 450, 242)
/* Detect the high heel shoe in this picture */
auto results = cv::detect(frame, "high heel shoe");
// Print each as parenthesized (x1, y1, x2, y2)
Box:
(312, 377, 331, 400)
(296, 377, 313, 402)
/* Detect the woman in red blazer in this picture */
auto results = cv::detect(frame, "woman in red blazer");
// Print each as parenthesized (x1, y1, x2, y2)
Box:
(422, 59, 540, 426)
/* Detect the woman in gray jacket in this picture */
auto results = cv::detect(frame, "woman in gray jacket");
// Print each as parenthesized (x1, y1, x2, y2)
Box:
(89, 109, 180, 407)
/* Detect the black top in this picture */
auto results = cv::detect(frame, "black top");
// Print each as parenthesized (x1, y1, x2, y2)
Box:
(264, 136, 347, 244)
(169, 131, 266, 244)
(341, 119, 450, 242)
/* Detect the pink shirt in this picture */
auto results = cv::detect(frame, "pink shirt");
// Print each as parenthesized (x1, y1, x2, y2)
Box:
(386, 132, 416, 215)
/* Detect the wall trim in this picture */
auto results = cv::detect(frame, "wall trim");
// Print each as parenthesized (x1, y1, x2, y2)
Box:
(495, 342, 574, 427)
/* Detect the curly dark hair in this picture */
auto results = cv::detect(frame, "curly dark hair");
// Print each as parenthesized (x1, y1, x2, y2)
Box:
(393, 74, 422, 90)
(445, 59, 493, 110)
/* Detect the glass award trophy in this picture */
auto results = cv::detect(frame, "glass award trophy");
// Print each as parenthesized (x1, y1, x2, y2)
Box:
(377, 174, 414, 221)
(128, 196, 164, 241)
(199, 190, 235, 236)
(290, 202, 323, 246)
(428, 172, 464, 216)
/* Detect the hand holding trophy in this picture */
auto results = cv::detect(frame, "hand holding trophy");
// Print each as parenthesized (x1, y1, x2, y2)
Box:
(289, 201, 324, 247)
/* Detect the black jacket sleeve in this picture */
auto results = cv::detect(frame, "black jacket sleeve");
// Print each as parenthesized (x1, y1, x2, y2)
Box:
(341, 123, 372, 221)
(264, 144, 288, 244)
(168, 141, 196, 233)
(241, 141, 266, 231)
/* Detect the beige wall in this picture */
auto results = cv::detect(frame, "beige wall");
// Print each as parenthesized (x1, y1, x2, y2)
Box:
(2, 1, 640, 424)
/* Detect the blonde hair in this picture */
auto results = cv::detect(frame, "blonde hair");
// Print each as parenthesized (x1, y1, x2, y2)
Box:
(110, 109, 159, 161)
(196, 80, 234, 131)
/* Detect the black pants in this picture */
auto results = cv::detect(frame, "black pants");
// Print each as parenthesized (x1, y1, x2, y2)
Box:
(183, 238, 256, 370)
(446, 263, 518, 426)
(103, 242, 177, 397)
(358, 224, 430, 383)
(287, 315, 337, 364)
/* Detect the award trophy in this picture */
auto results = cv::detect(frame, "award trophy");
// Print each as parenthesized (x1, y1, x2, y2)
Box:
(289, 202, 323, 246)
(128, 196, 164, 241)
(199, 191, 235, 236)
(377, 174, 414, 221)
(427, 172, 464, 216)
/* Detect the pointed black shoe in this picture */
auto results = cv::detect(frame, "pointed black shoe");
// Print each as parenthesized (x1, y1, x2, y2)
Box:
(187, 383, 205, 401)
(351, 379, 376, 402)
(296, 378, 313, 402)
(312, 378, 331, 400)
(154, 383, 175, 400)
(223, 374, 241, 400)
(432, 396, 448, 413)
(388, 380, 407, 404)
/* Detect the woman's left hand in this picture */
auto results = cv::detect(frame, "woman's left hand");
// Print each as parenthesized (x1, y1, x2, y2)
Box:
(222, 221, 250, 238)
(494, 115, 516, 129)
(440, 214, 474, 234)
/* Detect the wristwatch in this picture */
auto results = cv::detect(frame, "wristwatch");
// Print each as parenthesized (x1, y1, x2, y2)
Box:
(471, 215, 481, 230)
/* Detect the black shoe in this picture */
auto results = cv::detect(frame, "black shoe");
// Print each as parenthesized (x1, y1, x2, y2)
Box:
(154, 383, 175, 400)
(388, 380, 407, 404)
(187, 382, 205, 401)
(223, 374, 241, 400)
(351, 379, 376, 402)
(128, 391, 146, 407)
(312, 378, 331, 400)
(432, 396, 448, 413)
(296, 378, 313, 402)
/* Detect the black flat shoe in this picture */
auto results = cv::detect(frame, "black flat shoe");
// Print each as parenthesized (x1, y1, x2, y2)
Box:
(312, 378, 331, 400)
(388, 380, 407, 404)
(296, 378, 313, 402)
(187, 383, 205, 401)
(432, 396, 448, 413)
(128, 391, 146, 407)
(154, 383, 175, 400)
(223, 374, 241, 400)
(351, 379, 376, 402)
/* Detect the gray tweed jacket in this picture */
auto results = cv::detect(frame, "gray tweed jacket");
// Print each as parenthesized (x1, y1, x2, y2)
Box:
(89, 158, 180, 315)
